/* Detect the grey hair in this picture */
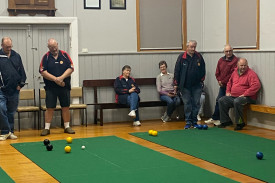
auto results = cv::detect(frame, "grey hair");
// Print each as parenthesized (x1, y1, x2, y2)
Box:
(238, 57, 248, 63)
(1, 37, 12, 44)
(223, 44, 233, 51)
(186, 40, 197, 46)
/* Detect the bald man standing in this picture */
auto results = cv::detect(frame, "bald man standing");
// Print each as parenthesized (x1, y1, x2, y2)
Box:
(205, 45, 238, 125)
(218, 58, 261, 130)
(39, 38, 75, 136)
(0, 37, 26, 141)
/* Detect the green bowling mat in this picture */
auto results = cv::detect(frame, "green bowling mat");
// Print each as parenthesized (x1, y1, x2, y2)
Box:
(0, 167, 14, 183)
(12, 136, 237, 183)
(130, 128, 275, 182)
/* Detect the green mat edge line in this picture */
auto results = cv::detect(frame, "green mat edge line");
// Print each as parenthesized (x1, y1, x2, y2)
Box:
(10, 142, 61, 183)
(9, 135, 119, 182)
(129, 129, 265, 183)
(0, 167, 15, 183)
(11, 135, 239, 183)
(10, 135, 117, 146)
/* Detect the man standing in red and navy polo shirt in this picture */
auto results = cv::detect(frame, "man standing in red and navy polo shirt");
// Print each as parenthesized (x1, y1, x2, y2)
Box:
(39, 38, 75, 136)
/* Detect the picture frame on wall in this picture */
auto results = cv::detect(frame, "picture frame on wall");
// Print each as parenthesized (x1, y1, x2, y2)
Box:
(110, 0, 126, 9)
(84, 0, 101, 9)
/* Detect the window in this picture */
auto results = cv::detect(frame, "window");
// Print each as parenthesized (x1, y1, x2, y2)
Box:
(137, 0, 186, 51)
(227, 0, 259, 49)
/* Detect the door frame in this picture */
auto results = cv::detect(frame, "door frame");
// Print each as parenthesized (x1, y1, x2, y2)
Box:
(0, 17, 79, 87)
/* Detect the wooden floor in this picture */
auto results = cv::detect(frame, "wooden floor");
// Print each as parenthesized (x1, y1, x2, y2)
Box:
(1, 119, 274, 183)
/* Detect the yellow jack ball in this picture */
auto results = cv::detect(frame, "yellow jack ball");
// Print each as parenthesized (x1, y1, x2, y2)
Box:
(148, 130, 154, 135)
(152, 131, 158, 136)
(66, 137, 73, 143)
(65, 145, 71, 153)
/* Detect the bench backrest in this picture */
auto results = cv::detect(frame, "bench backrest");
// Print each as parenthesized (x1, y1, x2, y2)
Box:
(83, 78, 157, 104)
(39, 87, 84, 107)
(19, 89, 35, 100)
(18, 89, 37, 107)
(83, 78, 156, 87)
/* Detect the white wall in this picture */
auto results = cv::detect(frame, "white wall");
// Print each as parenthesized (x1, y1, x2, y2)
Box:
(201, 0, 227, 51)
(75, 0, 137, 53)
(1, 0, 275, 129)
(186, 0, 203, 51)
(260, 0, 275, 50)
(2, 0, 275, 52)
(54, 0, 138, 53)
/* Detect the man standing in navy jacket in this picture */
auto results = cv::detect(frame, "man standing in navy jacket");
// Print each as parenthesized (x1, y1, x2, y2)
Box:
(114, 65, 141, 126)
(0, 37, 26, 140)
(174, 40, 205, 129)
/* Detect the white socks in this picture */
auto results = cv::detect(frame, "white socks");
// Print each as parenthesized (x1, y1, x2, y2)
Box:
(64, 122, 70, 129)
(45, 123, 51, 130)
(45, 122, 70, 129)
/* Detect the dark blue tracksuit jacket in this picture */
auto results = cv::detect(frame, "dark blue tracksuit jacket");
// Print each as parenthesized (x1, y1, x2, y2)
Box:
(0, 49, 26, 95)
(173, 51, 205, 92)
(114, 75, 140, 104)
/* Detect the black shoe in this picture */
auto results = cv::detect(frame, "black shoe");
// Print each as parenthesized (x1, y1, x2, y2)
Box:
(217, 123, 226, 128)
(217, 121, 233, 128)
(64, 127, 75, 134)
(40, 129, 50, 136)
(234, 123, 245, 131)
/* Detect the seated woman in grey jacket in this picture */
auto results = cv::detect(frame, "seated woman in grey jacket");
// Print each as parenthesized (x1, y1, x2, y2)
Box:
(156, 60, 180, 122)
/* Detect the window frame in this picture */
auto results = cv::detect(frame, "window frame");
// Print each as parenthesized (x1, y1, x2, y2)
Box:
(226, 0, 260, 50)
(136, 0, 187, 52)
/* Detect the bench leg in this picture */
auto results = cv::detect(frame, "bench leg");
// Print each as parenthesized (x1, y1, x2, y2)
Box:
(100, 108, 103, 126)
(18, 112, 21, 132)
(42, 111, 45, 129)
(61, 110, 64, 127)
(85, 108, 88, 127)
(38, 110, 41, 130)
(34, 112, 36, 129)
(94, 108, 98, 124)
(243, 104, 248, 125)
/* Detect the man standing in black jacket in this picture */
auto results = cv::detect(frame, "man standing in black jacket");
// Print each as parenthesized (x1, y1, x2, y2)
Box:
(174, 40, 205, 129)
(0, 37, 26, 141)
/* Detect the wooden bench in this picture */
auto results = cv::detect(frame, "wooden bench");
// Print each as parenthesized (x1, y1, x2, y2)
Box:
(243, 104, 275, 124)
(249, 104, 275, 114)
(83, 78, 167, 126)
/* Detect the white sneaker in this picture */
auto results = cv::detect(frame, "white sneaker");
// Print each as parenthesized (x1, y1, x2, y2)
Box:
(8, 133, 18, 140)
(205, 118, 214, 124)
(133, 121, 141, 126)
(0, 132, 11, 141)
(128, 110, 136, 118)
(205, 118, 221, 125)
(163, 115, 171, 122)
(197, 115, 201, 121)
(161, 112, 167, 121)
(213, 120, 221, 126)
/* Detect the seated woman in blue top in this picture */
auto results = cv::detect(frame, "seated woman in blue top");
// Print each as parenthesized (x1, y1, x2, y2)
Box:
(156, 61, 180, 122)
(114, 65, 141, 126)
